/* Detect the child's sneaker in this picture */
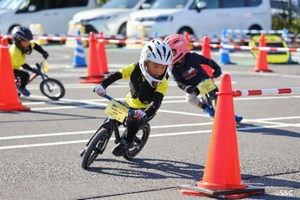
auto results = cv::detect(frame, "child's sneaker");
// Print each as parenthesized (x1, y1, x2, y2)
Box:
(204, 106, 215, 119)
(111, 139, 128, 157)
(235, 115, 243, 124)
(18, 87, 30, 96)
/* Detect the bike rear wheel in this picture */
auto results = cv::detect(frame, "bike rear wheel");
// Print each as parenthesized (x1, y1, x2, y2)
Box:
(81, 128, 110, 169)
(123, 123, 150, 160)
(40, 78, 65, 100)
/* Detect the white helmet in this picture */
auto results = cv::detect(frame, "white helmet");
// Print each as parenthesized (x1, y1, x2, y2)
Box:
(139, 39, 173, 88)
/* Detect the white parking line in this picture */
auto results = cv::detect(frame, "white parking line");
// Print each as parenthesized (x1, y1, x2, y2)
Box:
(8, 83, 300, 151)
(0, 122, 299, 150)
(1, 115, 299, 150)
(0, 122, 213, 141)
(23, 92, 300, 106)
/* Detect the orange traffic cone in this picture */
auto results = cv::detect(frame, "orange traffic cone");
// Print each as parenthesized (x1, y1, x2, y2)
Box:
(183, 32, 191, 52)
(97, 32, 109, 74)
(79, 32, 104, 84)
(180, 74, 264, 198)
(201, 36, 213, 77)
(0, 38, 30, 111)
(249, 33, 273, 72)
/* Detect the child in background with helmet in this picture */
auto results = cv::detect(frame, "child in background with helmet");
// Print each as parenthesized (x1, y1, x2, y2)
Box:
(164, 34, 243, 123)
(92, 39, 173, 157)
(9, 26, 49, 96)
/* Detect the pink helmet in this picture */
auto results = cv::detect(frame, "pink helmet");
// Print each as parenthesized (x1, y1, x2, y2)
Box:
(164, 34, 189, 65)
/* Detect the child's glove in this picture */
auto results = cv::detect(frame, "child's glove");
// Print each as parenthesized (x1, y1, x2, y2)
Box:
(32, 68, 40, 75)
(186, 86, 195, 94)
(42, 52, 49, 59)
(212, 70, 222, 79)
(134, 110, 146, 119)
(94, 84, 106, 96)
(185, 85, 200, 95)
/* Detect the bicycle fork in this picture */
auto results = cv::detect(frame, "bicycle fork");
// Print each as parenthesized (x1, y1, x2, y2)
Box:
(40, 74, 55, 92)
(85, 117, 117, 147)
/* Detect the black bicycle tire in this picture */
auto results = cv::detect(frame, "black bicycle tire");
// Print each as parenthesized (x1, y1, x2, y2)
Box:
(39, 78, 65, 100)
(81, 128, 110, 169)
(123, 123, 150, 160)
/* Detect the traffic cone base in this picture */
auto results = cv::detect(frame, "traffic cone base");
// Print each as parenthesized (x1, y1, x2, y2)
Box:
(196, 180, 247, 190)
(248, 68, 273, 73)
(287, 58, 298, 64)
(79, 76, 104, 84)
(180, 183, 264, 199)
(0, 103, 30, 111)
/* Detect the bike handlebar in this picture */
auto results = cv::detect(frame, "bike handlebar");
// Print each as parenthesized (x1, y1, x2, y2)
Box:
(93, 88, 146, 120)
(102, 94, 136, 116)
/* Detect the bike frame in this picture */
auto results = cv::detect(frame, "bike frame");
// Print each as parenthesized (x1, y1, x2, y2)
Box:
(85, 94, 144, 147)
(16, 62, 48, 86)
(29, 62, 54, 93)
(15, 61, 65, 100)
(81, 93, 151, 167)
(26, 68, 47, 86)
(198, 78, 218, 110)
(86, 116, 122, 147)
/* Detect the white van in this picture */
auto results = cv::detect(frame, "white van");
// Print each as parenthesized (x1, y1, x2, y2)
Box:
(126, 0, 272, 37)
(68, 0, 154, 36)
(0, 0, 97, 35)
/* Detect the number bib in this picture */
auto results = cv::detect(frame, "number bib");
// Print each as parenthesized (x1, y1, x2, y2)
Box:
(104, 99, 129, 122)
(197, 79, 216, 95)
(42, 60, 49, 73)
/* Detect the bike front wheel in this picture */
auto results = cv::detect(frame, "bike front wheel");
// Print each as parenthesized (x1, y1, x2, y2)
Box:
(40, 78, 65, 100)
(123, 123, 150, 160)
(81, 128, 110, 169)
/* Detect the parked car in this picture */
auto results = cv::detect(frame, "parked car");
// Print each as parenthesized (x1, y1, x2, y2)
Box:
(0, 0, 97, 35)
(68, 0, 154, 36)
(126, 0, 272, 38)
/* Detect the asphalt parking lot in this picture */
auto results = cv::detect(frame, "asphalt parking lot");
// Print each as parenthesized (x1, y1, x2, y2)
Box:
(0, 45, 300, 200)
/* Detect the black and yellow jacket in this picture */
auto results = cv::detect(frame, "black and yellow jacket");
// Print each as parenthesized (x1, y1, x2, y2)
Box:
(100, 62, 168, 119)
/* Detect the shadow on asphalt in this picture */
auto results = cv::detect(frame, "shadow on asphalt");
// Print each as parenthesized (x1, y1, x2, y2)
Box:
(79, 157, 299, 200)
(237, 123, 300, 138)
(87, 158, 204, 180)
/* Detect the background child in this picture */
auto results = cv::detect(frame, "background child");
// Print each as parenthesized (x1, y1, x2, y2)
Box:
(164, 34, 243, 123)
(93, 39, 173, 156)
(9, 26, 49, 96)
